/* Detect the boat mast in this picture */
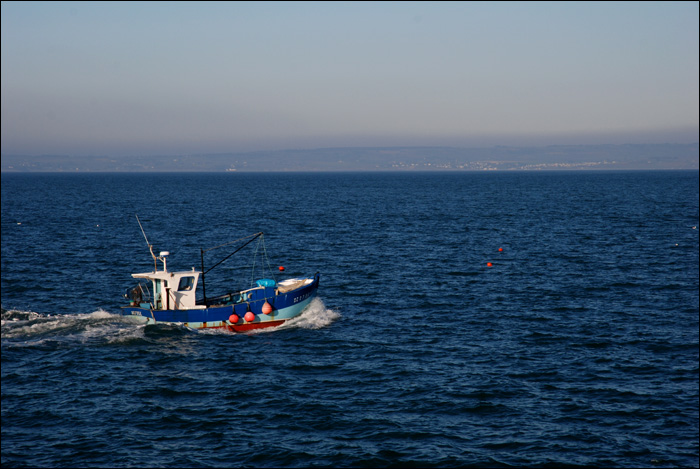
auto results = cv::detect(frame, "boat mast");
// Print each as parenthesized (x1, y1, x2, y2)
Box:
(201, 248, 207, 304)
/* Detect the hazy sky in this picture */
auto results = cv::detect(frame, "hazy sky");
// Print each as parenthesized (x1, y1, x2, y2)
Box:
(2, 1, 698, 156)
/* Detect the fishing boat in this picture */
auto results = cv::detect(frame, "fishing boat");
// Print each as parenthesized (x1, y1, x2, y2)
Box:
(120, 219, 320, 332)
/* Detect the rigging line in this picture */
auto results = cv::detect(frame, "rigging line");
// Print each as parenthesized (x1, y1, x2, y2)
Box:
(249, 235, 262, 287)
(248, 234, 274, 286)
(261, 234, 276, 283)
(203, 232, 263, 253)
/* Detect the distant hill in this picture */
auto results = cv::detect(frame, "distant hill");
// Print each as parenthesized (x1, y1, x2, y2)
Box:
(2, 143, 698, 172)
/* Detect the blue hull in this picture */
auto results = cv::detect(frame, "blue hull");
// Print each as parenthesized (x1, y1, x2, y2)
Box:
(120, 273, 319, 332)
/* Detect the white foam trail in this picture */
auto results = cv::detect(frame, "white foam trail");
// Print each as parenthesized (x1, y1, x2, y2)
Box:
(88, 309, 115, 320)
(1, 308, 146, 345)
(1, 298, 339, 343)
(1, 308, 43, 326)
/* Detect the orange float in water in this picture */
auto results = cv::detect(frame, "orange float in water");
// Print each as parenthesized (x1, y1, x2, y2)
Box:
(278, 266, 285, 271)
(487, 262, 493, 267)
(228, 314, 239, 323)
(244, 312, 255, 322)
(498, 248, 503, 252)
(262, 301, 273, 315)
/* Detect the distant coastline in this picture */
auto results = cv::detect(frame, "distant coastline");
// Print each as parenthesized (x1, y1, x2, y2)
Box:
(2, 143, 698, 172)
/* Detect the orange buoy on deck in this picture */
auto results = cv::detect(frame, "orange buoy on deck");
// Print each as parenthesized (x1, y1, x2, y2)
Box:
(244, 312, 255, 322)
(262, 301, 273, 315)
(229, 314, 239, 323)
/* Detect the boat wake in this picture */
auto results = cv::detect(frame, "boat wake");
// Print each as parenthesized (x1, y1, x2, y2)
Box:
(1, 297, 339, 346)
(1, 307, 147, 347)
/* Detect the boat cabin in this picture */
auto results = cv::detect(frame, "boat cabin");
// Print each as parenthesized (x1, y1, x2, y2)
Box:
(132, 268, 203, 310)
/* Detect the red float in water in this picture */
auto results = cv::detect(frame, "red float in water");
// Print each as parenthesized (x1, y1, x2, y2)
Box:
(487, 262, 493, 267)
(244, 312, 255, 322)
(279, 266, 285, 271)
(498, 248, 503, 252)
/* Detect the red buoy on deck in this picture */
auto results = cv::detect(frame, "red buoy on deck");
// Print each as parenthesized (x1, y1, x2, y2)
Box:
(244, 312, 255, 322)
(262, 301, 273, 315)
(229, 314, 239, 323)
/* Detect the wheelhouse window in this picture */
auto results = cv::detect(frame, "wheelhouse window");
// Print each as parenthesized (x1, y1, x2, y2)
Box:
(178, 276, 195, 291)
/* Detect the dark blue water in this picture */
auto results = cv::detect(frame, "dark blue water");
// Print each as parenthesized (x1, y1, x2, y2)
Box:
(2, 171, 698, 468)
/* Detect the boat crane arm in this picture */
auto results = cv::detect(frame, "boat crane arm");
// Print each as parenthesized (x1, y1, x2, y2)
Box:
(201, 232, 263, 275)
(199, 232, 263, 305)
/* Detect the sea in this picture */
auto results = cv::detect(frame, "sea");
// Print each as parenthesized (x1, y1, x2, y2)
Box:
(1, 171, 698, 468)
